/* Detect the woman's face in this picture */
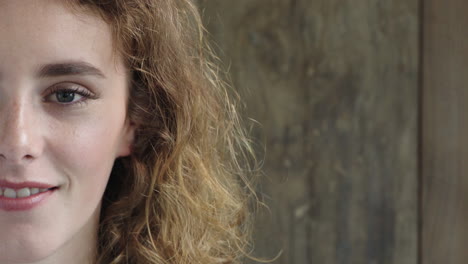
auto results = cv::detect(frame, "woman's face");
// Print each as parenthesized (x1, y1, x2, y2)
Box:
(0, 0, 134, 263)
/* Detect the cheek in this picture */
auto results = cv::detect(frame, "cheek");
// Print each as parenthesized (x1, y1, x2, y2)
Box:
(47, 111, 126, 196)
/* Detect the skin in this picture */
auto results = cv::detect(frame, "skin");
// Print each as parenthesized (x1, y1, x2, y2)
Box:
(0, 1, 134, 263)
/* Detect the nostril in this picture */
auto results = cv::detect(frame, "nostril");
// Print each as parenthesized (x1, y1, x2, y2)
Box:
(0, 153, 36, 163)
(23, 154, 34, 160)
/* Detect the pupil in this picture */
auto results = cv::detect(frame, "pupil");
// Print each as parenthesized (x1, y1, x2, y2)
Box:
(56, 91, 75, 103)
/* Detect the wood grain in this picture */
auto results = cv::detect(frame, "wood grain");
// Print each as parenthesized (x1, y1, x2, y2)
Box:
(421, 1, 468, 263)
(198, 0, 419, 263)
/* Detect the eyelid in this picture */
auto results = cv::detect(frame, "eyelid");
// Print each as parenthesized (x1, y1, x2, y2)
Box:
(48, 82, 97, 95)
(43, 82, 99, 106)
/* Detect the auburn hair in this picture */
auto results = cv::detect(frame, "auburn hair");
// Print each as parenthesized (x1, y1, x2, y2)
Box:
(65, 0, 256, 263)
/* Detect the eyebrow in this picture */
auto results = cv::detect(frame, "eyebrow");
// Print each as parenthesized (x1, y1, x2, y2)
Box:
(37, 61, 106, 79)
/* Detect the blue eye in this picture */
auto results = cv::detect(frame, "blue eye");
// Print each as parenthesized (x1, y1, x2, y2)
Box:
(45, 84, 96, 106)
(55, 90, 81, 103)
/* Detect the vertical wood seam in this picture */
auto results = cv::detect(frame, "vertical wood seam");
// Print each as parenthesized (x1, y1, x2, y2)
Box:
(417, 0, 424, 263)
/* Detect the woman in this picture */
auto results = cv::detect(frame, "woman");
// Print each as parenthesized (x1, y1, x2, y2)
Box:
(0, 0, 255, 263)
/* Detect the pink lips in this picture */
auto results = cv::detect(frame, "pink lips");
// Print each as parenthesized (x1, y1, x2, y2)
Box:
(0, 180, 58, 211)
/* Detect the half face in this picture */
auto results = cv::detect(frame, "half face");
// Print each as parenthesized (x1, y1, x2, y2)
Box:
(0, 0, 134, 263)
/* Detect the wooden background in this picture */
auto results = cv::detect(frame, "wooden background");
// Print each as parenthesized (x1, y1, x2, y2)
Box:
(421, 0, 468, 263)
(197, 0, 467, 263)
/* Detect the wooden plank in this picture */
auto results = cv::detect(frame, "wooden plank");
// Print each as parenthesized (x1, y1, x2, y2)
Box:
(421, 1, 468, 263)
(198, 0, 419, 263)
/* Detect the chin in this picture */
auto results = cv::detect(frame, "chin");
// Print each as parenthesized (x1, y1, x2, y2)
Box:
(0, 239, 59, 263)
(0, 219, 96, 264)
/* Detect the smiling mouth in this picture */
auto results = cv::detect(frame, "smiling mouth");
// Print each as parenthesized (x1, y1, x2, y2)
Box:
(0, 187, 58, 199)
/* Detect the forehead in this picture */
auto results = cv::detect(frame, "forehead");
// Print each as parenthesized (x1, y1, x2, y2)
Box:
(0, 0, 121, 77)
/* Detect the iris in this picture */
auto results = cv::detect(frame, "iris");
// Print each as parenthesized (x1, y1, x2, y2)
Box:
(56, 91, 75, 103)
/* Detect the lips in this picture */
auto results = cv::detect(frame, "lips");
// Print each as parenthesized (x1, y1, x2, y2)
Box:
(0, 180, 58, 211)
(1, 187, 53, 198)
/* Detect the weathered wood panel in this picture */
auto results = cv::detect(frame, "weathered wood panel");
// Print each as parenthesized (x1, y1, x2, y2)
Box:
(198, 1, 419, 263)
(421, 1, 468, 263)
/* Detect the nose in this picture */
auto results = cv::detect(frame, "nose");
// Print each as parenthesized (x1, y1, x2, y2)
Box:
(0, 99, 43, 165)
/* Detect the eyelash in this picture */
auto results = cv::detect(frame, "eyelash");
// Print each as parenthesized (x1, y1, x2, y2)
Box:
(45, 84, 98, 107)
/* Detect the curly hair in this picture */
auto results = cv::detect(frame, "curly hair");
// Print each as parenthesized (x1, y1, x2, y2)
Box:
(64, 0, 256, 263)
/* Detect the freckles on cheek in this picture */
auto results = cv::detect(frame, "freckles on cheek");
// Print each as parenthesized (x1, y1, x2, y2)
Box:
(53, 119, 121, 185)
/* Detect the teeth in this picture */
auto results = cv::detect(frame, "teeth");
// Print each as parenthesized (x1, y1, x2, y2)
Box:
(0, 187, 52, 198)
(4, 188, 16, 198)
(17, 188, 31, 198)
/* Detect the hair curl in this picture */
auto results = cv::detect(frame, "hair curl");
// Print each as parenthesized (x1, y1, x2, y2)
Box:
(66, 0, 257, 263)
